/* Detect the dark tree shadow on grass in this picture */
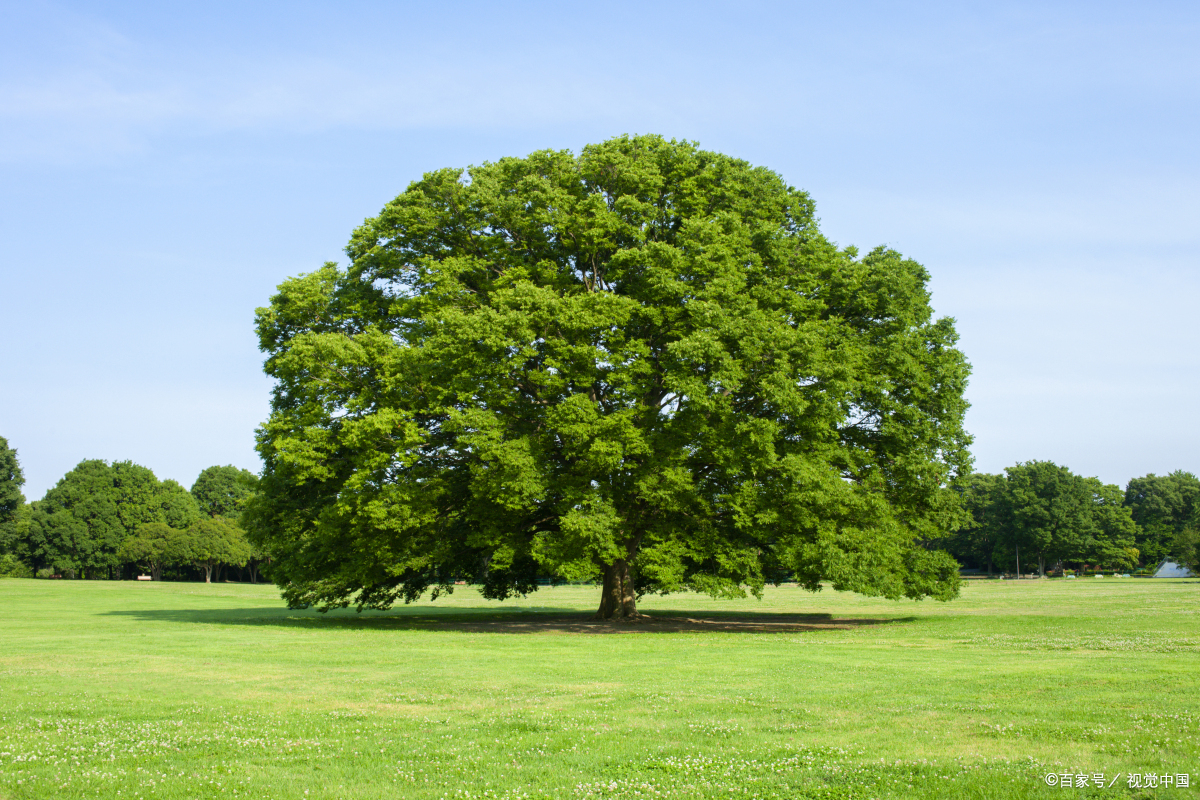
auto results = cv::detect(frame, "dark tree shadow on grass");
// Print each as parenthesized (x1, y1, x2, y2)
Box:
(104, 606, 918, 634)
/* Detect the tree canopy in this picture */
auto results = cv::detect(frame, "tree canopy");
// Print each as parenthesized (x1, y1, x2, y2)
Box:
(0, 436, 26, 560)
(191, 465, 259, 521)
(0, 436, 24, 524)
(21, 460, 202, 577)
(944, 462, 1138, 575)
(117, 521, 187, 581)
(1173, 527, 1200, 574)
(1003, 461, 1096, 576)
(941, 472, 1007, 573)
(246, 135, 973, 617)
(182, 517, 251, 583)
(1123, 471, 1200, 564)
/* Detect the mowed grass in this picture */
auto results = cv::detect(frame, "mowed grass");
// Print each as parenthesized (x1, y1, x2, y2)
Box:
(1, 578, 1198, 799)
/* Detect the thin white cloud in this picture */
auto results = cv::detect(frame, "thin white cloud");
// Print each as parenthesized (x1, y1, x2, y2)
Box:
(0, 56, 681, 163)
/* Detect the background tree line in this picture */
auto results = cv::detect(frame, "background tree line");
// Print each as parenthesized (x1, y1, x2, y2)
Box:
(939, 461, 1200, 577)
(0, 435, 262, 582)
(2, 436, 1197, 582)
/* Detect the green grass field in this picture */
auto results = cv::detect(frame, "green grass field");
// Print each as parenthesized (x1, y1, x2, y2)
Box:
(0, 577, 1197, 799)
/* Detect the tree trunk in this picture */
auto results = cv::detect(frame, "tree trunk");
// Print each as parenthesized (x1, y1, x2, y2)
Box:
(203, 562, 212, 583)
(595, 559, 639, 620)
(1038, 555, 1045, 578)
(249, 561, 258, 584)
(151, 562, 162, 581)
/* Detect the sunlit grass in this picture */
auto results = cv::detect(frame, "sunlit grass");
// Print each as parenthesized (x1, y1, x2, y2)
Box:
(0, 577, 1197, 798)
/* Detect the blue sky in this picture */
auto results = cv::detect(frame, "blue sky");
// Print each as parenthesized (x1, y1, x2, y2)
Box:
(3, 0, 1198, 499)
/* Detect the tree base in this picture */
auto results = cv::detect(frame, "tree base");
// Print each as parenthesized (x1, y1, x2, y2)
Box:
(595, 559, 638, 619)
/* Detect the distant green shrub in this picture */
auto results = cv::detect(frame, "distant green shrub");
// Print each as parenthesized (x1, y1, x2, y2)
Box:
(0, 553, 32, 578)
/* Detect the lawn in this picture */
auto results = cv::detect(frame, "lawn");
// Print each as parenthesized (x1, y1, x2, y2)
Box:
(0, 577, 1197, 799)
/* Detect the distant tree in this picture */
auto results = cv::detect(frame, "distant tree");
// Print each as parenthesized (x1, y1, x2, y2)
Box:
(1080, 477, 1139, 570)
(190, 465, 258, 521)
(245, 543, 270, 584)
(180, 517, 252, 583)
(1172, 527, 1199, 574)
(941, 473, 1006, 573)
(110, 461, 167, 534)
(0, 505, 32, 570)
(159, 479, 204, 529)
(19, 460, 202, 578)
(0, 436, 24, 524)
(6, 503, 41, 573)
(26, 460, 124, 577)
(996, 462, 1092, 577)
(962, 462, 1138, 576)
(1123, 472, 1200, 565)
(0, 552, 32, 578)
(116, 522, 187, 581)
(0, 436, 27, 565)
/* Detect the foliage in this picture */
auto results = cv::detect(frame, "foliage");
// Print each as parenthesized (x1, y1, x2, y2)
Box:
(17, 460, 202, 577)
(116, 522, 188, 581)
(1000, 461, 1095, 575)
(949, 463, 1138, 574)
(1171, 527, 1200, 573)
(248, 135, 973, 617)
(0, 552, 32, 578)
(181, 517, 252, 583)
(190, 465, 259, 521)
(0, 436, 26, 562)
(940, 472, 1006, 572)
(0, 435, 24, 523)
(0, 504, 29, 566)
(1123, 471, 1200, 564)
(158, 479, 203, 529)
(1082, 476, 1140, 569)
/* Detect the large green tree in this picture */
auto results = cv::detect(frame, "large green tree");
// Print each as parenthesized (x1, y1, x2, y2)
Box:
(1123, 471, 1200, 565)
(0, 436, 26, 560)
(191, 465, 259, 521)
(22, 460, 202, 577)
(247, 135, 973, 618)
